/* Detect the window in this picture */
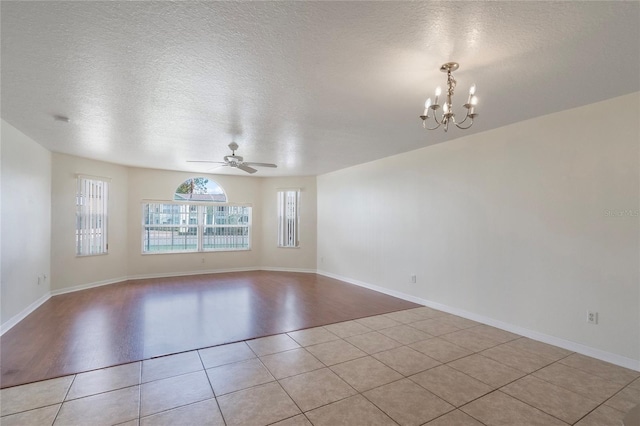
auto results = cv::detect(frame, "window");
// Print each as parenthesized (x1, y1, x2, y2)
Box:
(277, 189, 300, 247)
(76, 175, 109, 256)
(142, 203, 251, 253)
(174, 177, 226, 202)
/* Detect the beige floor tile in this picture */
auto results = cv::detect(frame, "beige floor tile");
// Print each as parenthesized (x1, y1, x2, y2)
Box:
(260, 348, 324, 379)
(501, 375, 599, 424)
(287, 327, 339, 347)
(140, 398, 224, 426)
(206, 358, 274, 395)
(0, 404, 60, 426)
(471, 324, 521, 343)
(355, 314, 402, 330)
(410, 337, 473, 363)
(629, 377, 640, 390)
(574, 404, 626, 426)
(448, 354, 525, 388)
(345, 331, 403, 354)
(533, 362, 624, 403)
(330, 356, 402, 392)
(217, 382, 300, 426)
(461, 391, 568, 426)
(423, 409, 484, 425)
(435, 315, 480, 329)
(246, 334, 300, 356)
(605, 386, 640, 413)
(305, 339, 366, 365)
(559, 353, 640, 386)
(410, 364, 492, 407)
(372, 346, 440, 376)
(409, 319, 461, 336)
(54, 385, 139, 426)
(377, 324, 432, 344)
(305, 394, 396, 426)
(279, 367, 356, 411)
(324, 320, 372, 338)
(363, 378, 453, 425)
(140, 370, 213, 417)
(67, 362, 141, 400)
(271, 414, 312, 426)
(1, 375, 73, 416)
(114, 420, 138, 426)
(405, 306, 448, 319)
(198, 342, 255, 369)
(481, 343, 555, 373)
(440, 329, 501, 352)
(141, 351, 202, 383)
(504, 337, 573, 361)
(383, 310, 424, 324)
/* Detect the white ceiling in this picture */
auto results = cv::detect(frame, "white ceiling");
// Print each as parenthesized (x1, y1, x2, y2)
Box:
(1, 2, 638, 177)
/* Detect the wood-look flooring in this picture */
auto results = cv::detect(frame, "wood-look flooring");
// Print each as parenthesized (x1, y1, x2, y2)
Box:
(0, 271, 419, 388)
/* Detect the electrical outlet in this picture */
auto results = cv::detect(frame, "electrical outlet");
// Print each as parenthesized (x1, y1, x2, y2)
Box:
(587, 311, 598, 325)
(37, 275, 42, 285)
(411, 275, 417, 283)
(201, 258, 205, 263)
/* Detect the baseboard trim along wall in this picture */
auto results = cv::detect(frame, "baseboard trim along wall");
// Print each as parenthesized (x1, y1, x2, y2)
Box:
(316, 270, 640, 372)
(0, 292, 51, 335)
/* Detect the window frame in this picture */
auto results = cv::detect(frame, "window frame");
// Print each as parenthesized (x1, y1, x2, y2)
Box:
(76, 174, 110, 257)
(141, 201, 252, 254)
(277, 189, 300, 248)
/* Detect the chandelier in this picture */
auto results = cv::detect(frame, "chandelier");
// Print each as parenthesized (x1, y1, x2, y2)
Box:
(420, 62, 478, 132)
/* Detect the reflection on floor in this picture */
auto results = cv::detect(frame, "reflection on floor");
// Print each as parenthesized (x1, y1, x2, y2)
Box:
(0, 271, 419, 388)
(1, 307, 638, 426)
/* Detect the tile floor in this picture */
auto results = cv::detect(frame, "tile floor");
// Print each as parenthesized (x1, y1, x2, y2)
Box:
(1, 307, 639, 426)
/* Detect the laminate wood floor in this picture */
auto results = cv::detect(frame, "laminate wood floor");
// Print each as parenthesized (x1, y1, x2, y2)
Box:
(0, 271, 419, 388)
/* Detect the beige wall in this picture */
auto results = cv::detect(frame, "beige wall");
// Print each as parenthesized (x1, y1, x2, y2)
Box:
(51, 153, 129, 291)
(259, 176, 317, 270)
(125, 168, 263, 277)
(317, 93, 640, 363)
(1, 120, 52, 325)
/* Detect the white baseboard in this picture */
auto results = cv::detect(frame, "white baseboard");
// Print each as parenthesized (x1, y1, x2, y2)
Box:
(51, 276, 129, 296)
(259, 267, 317, 273)
(317, 269, 640, 372)
(1, 292, 51, 335)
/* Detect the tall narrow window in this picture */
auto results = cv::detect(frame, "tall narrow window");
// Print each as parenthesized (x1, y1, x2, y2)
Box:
(277, 189, 300, 247)
(76, 175, 109, 256)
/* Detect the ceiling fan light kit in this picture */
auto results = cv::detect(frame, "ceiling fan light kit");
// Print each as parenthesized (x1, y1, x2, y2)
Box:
(187, 142, 277, 174)
(420, 62, 478, 132)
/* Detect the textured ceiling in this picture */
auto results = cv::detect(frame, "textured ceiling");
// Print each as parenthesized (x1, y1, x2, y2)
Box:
(1, 1, 639, 176)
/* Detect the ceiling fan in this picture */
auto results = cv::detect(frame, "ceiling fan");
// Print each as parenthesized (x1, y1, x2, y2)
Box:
(187, 142, 277, 174)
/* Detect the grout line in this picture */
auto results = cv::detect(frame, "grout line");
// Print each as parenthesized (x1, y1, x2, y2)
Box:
(196, 350, 228, 426)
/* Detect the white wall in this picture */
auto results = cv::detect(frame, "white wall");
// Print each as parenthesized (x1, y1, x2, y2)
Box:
(1, 120, 52, 325)
(51, 153, 129, 291)
(317, 93, 640, 364)
(259, 176, 317, 270)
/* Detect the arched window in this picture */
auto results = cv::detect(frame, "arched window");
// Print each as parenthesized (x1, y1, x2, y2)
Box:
(142, 177, 251, 254)
(173, 177, 227, 202)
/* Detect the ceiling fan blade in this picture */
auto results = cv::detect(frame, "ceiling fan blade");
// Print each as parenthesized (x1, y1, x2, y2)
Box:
(186, 160, 227, 164)
(237, 164, 258, 174)
(243, 162, 278, 168)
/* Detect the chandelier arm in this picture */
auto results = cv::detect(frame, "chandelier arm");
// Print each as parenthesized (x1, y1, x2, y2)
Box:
(454, 119, 474, 130)
(455, 111, 470, 125)
(423, 118, 442, 130)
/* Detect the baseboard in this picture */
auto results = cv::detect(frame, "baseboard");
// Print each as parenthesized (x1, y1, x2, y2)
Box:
(317, 269, 640, 372)
(1, 292, 51, 335)
(50, 276, 130, 296)
(259, 267, 317, 274)
(128, 267, 259, 281)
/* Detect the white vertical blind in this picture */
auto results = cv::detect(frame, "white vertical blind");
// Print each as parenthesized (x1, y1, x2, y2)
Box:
(76, 176, 109, 256)
(277, 190, 300, 247)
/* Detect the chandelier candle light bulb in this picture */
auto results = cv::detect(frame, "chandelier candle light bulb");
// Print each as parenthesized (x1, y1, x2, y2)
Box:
(420, 62, 479, 132)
